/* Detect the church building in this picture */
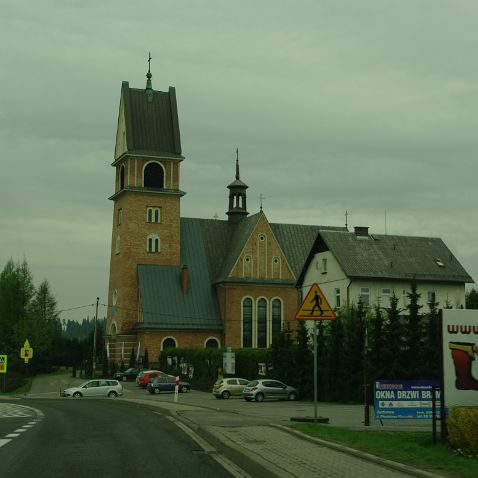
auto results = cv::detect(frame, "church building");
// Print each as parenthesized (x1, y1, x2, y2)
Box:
(105, 65, 343, 363)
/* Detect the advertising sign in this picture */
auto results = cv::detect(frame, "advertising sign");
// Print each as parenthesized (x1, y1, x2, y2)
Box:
(374, 380, 440, 419)
(443, 310, 478, 407)
(223, 348, 235, 375)
(0, 355, 7, 374)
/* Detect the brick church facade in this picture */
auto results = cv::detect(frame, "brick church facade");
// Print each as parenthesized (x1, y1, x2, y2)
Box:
(105, 67, 343, 364)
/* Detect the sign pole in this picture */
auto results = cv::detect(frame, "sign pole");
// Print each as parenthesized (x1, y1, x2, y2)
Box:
(313, 320, 318, 422)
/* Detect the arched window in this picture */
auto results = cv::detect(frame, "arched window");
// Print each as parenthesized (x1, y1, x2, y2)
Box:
(271, 298, 282, 345)
(257, 298, 267, 348)
(162, 337, 177, 350)
(143, 162, 164, 188)
(110, 322, 117, 337)
(147, 234, 160, 253)
(115, 235, 120, 254)
(119, 165, 125, 190)
(205, 338, 220, 348)
(242, 298, 253, 348)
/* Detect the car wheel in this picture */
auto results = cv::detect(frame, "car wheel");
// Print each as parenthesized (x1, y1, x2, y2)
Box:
(108, 391, 118, 398)
(255, 393, 264, 402)
(73, 392, 82, 398)
(153, 388, 160, 394)
(221, 390, 231, 399)
(122, 376, 127, 382)
(288, 392, 297, 401)
(180, 386, 189, 393)
(215, 395, 221, 399)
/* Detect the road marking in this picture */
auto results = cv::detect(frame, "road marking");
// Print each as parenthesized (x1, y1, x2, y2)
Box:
(0, 404, 44, 449)
(5, 434, 20, 438)
(0, 439, 12, 448)
(14, 429, 28, 433)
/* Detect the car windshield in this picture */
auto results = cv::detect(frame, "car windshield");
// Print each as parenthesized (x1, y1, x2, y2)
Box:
(214, 379, 223, 385)
(247, 380, 258, 386)
(125, 368, 135, 373)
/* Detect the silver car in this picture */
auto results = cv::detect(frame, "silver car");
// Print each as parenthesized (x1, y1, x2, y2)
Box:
(242, 379, 298, 402)
(212, 377, 250, 399)
(61, 379, 123, 398)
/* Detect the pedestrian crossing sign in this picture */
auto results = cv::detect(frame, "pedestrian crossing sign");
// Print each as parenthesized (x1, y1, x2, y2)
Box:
(295, 283, 336, 321)
(0, 355, 7, 373)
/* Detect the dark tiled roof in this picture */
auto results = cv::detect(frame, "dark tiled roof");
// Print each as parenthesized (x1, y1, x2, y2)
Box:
(136, 219, 223, 330)
(121, 82, 182, 158)
(319, 230, 473, 283)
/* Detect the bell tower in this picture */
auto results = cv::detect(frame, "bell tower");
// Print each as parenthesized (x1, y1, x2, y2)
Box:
(226, 149, 249, 224)
(106, 57, 185, 346)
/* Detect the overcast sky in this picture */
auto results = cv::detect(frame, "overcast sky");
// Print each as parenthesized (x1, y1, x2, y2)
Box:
(1, 0, 477, 322)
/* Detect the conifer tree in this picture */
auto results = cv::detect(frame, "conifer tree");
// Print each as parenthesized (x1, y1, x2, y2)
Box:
(383, 293, 403, 379)
(404, 282, 424, 378)
(294, 320, 312, 398)
(143, 348, 150, 369)
(129, 348, 136, 368)
(369, 304, 386, 383)
(423, 296, 441, 379)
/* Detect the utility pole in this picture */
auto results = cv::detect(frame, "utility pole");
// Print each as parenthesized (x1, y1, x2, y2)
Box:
(92, 297, 99, 375)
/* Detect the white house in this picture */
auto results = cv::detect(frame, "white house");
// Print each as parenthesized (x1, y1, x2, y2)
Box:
(298, 226, 473, 312)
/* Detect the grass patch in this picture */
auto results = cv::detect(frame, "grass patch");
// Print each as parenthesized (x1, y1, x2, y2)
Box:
(291, 423, 478, 478)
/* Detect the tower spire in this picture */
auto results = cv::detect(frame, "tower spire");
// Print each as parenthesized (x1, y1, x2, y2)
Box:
(226, 148, 249, 224)
(236, 148, 240, 179)
(145, 52, 154, 102)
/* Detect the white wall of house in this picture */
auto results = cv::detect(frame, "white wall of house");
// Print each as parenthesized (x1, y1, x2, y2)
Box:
(301, 252, 467, 312)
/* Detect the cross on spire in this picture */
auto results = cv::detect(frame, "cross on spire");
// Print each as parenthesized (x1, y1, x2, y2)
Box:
(259, 193, 266, 211)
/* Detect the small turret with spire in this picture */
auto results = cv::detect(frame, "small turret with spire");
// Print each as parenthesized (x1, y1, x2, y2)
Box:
(226, 148, 249, 224)
(145, 52, 154, 103)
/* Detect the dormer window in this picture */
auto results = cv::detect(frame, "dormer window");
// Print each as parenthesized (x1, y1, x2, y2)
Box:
(435, 258, 445, 268)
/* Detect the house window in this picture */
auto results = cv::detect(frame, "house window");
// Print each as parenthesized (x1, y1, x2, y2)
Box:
(147, 207, 161, 223)
(334, 288, 341, 309)
(205, 338, 220, 348)
(428, 291, 436, 304)
(403, 289, 408, 307)
(115, 235, 120, 254)
(271, 298, 282, 345)
(257, 298, 267, 348)
(322, 258, 327, 274)
(143, 162, 164, 188)
(162, 337, 177, 350)
(242, 298, 253, 348)
(381, 288, 391, 308)
(117, 208, 122, 225)
(359, 288, 370, 306)
(147, 234, 160, 253)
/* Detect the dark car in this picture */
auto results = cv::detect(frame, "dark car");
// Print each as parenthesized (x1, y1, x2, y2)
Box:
(114, 367, 142, 382)
(147, 375, 191, 394)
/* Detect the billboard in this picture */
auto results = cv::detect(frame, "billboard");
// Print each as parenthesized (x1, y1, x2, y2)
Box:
(443, 310, 478, 407)
(374, 380, 440, 419)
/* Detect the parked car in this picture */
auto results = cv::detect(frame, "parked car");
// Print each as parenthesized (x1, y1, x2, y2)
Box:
(147, 375, 191, 394)
(136, 370, 168, 387)
(61, 379, 123, 398)
(114, 367, 142, 382)
(212, 377, 250, 399)
(242, 379, 298, 402)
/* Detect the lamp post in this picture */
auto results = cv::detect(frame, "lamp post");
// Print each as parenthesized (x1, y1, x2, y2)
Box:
(92, 297, 99, 375)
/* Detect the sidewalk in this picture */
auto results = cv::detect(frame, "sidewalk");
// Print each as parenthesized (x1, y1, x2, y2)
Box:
(5, 373, 446, 478)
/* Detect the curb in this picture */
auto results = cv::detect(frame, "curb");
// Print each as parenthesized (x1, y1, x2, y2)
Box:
(273, 425, 447, 478)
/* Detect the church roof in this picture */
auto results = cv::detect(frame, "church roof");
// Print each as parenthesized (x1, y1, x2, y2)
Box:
(317, 230, 473, 283)
(119, 81, 182, 159)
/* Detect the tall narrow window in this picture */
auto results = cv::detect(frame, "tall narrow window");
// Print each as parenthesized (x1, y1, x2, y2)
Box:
(335, 288, 341, 309)
(322, 258, 327, 273)
(146, 207, 161, 223)
(359, 287, 370, 306)
(242, 298, 253, 347)
(143, 162, 164, 188)
(147, 234, 160, 253)
(257, 298, 267, 348)
(115, 235, 120, 254)
(119, 165, 125, 190)
(117, 208, 122, 225)
(271, 299, 282, 345)
(381, 288, 391, 308)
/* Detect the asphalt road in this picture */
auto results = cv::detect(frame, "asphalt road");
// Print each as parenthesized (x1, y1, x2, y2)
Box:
(0, 399, 233, 478)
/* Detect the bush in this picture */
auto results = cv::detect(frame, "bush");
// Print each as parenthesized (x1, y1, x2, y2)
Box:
(447, 407, 478, 455)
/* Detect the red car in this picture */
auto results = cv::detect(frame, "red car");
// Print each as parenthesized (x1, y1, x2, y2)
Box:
(136, 370, 168, 387)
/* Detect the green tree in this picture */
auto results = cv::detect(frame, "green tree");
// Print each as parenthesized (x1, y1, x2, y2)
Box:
(403, 282, 424, 378)
(422, 297, 441, 379)
(129, 347, 136, 368)
(143, 348, 150, 369)
(294, 320, 312, 398)
(466, 289, 478, 309)
(382, 293, 403, 379)
(368, 304, 386, 384)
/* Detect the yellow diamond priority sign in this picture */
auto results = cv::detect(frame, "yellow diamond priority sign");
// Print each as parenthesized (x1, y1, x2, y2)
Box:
(20, 339, 33, 363)
(295, 283, 336, 321)
(0, 355, 7, 373)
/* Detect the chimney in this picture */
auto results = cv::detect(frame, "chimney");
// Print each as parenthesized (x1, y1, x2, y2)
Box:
(180, 265, 189, 294)
(354, 226, 369, 237)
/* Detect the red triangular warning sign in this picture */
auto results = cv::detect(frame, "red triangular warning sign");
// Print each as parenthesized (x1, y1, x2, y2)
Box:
(295, 283, 336, 320)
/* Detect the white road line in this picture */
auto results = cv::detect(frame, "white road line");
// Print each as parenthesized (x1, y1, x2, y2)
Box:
(0, 439, 12, 448)
(5, 434, 20, 438)
(13, 429, 27, 433)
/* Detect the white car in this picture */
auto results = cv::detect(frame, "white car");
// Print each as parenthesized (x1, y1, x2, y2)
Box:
(61, 379, 123, 398)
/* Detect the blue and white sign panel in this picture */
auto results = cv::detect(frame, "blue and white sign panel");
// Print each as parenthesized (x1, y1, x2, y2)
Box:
(374, 380, 440, 419)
